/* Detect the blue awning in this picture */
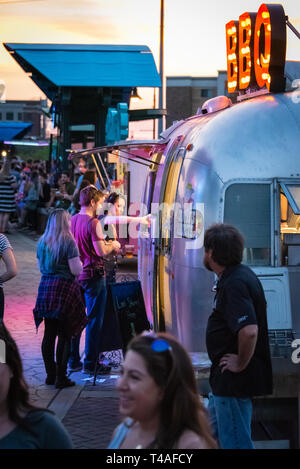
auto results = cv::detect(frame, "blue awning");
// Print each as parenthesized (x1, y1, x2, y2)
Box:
(0, 122, 32, 141)
(3, 43, 161, 100)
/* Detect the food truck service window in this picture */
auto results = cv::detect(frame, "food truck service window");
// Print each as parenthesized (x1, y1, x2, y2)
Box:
(224, 183, 271, 266)
(280, 184, 300, 215)
(279, 183, 300, 266)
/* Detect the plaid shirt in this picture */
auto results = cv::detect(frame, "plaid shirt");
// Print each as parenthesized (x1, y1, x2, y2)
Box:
(33, 276, 87, 337)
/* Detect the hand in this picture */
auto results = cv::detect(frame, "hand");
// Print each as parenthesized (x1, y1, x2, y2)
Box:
(141, 214, 151, 227)
(112, 240, 121, 251)
(219, 354, 244, 373)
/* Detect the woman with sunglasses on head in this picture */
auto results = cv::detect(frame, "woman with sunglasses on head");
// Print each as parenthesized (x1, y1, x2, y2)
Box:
(108, 332, 217, 449)
(0, 323, 73, 449)
(33, 209, 87, 389)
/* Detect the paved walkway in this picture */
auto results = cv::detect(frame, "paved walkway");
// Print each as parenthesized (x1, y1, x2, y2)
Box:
(4, 232, 59, 408)
(3, 232, 290, 450)
(2, 232, 138, 448)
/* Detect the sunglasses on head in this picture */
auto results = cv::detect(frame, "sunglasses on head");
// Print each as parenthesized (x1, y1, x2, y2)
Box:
(151, 338, 172, 353)
(141, 331, 172, 354)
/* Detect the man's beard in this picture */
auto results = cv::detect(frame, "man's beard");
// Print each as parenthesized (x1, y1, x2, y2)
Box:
(204, 259, 213, 272)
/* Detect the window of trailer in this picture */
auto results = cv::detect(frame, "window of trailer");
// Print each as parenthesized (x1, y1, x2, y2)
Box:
(280, 183, 300, 266)
(224, 183, 271, 266)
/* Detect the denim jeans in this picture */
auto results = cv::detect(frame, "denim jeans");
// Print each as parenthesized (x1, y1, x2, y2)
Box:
(208, 393, 254, 449)
(69, 277, 107, 369)
(0, 288, 4, 321)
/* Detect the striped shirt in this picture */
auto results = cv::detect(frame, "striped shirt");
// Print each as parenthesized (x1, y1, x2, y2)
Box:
(0, 234, 12, 288)
(0, 175, 16, 212)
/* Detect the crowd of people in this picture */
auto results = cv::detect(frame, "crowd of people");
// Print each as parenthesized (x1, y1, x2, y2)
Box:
(0, 153, 96, 235)
(0, 154, 273, 450)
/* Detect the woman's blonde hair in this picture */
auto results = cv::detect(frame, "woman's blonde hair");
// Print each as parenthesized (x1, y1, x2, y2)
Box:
(38, 208, 75, 263)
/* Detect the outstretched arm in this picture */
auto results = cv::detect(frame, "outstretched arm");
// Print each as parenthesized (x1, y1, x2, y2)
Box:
(104, 214, 151, 226)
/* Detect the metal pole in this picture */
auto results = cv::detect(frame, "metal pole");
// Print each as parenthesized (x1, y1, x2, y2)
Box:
(286, 18, 300, 40)
(47, 133, 53, 174)
(91, 153, 106, 189)
(96, 152, 111, 187)
(158, 0, 165, 136)
(153, 88, 156, 139)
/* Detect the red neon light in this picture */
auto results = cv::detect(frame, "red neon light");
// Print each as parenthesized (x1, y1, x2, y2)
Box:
(254, 3, 271, 89)
(226, 20, 238, 93)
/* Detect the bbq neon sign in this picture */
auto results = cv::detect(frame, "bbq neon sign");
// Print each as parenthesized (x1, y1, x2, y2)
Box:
(226, 3, 286, 94)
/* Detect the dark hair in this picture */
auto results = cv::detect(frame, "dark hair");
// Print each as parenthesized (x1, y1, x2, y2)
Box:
(106, 192, 120, 205)
(12, 163, 21, 171)
(104, 192, 126, 214)
(39, 170, 47, 179)
(79, 185, 105, 207)
(30, 171, 40, 191)
(73, 178, 90, 211)
(30, 170, 39, 180)
(204, 223, 244, 266)
(84, 171, 97, 185)
(61, 171, 69, 178)
(0, 322, 52, 435)
(126, 333, 217, 449)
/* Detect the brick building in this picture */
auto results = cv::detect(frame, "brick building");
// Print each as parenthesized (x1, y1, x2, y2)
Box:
(166, 71, 228, 127)
(166, 62, 300, 128)
(0, 99, 49, 138)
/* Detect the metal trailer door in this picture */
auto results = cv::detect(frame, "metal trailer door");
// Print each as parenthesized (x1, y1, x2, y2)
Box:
(155, 138, 186, 331)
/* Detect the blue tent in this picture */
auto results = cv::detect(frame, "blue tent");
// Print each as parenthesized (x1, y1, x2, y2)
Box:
(3, 43, 161, 100)
(0, 122, 32, 141)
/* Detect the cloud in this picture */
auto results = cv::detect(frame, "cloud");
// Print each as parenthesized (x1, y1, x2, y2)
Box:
(0, 0, 157, 39)
(290, 17, 300, 25)
(0, 12, 119, 43)
(0, 0, 148, 43)
(41, 18, 120, 42)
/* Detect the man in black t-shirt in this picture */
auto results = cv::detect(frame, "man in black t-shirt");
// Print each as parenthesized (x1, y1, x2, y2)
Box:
(204, 224, 273, 449)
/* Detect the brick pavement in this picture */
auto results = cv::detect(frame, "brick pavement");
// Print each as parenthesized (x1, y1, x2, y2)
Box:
(62, 397, 119, 449)
(1, 232, 293, 450)
(3, 232, 59, 407)
(62, 381, 121, 449)
(1, 231, 137, 448)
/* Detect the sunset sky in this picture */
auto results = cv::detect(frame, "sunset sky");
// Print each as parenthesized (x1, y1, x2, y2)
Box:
(0, 0, 299, 106)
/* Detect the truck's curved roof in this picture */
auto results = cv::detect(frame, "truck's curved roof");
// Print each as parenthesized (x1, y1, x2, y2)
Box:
(168, 91, 300, 181)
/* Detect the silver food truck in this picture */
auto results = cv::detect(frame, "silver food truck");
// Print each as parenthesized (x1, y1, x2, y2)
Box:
(70, 87, 300, 445)
(69, 3, 300, 445)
